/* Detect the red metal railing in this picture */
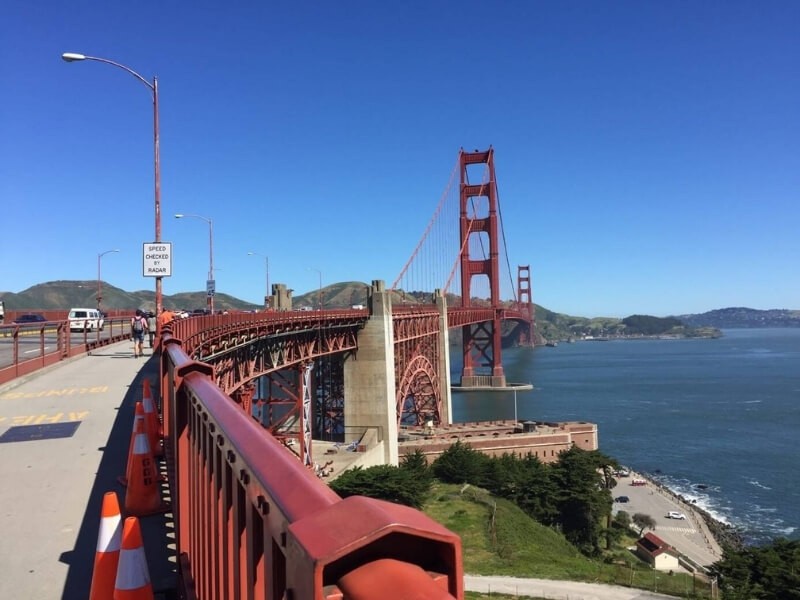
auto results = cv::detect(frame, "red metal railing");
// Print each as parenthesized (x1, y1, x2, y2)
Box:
(160, 329, 463, 599)
(0, 316, 134, 386)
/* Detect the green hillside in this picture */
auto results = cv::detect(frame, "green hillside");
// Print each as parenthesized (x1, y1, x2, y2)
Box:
(425, 482, 605, 580)
(0, 280, 260, 312)
(424, 482, 710, 597)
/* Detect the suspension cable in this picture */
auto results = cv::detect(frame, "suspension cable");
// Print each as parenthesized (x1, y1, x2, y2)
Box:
(391, 152, 460, 291)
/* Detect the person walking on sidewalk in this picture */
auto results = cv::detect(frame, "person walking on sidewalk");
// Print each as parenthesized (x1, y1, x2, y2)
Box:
(146, 312, 156, 348)
(131, 309, 149, 358)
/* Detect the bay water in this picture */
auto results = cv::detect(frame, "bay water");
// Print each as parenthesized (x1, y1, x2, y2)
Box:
(451, 328, 800, 545)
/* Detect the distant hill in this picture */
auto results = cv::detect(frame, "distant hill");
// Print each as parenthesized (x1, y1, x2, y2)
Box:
(676, 307, 800, 328)
(2, 282, 795, 336)
(0, 280, 260, 313)
(0, 280, 435, 313)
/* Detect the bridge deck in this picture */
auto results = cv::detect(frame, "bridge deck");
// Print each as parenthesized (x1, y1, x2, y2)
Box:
(0, 340, 174, 599)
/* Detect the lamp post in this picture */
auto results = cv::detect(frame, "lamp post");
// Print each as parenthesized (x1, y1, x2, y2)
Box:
(97, 249, 120, 311)
(61, 52, 162, 333)
(175, 213, 214, 313)
(247, 252, 270, 309)
(308, 268, 322, 310)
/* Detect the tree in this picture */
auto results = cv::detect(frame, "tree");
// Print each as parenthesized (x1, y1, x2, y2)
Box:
(431, 440, 488, 485)
(330, 464, 431, 509)
(550, 447, 615, 555)
(632, 513, 657, 536)
(711, 538, 800, 600)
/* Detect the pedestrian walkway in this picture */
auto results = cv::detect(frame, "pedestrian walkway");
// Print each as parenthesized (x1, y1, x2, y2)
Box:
(0, 340, 174, 599)
(464, 574, 676, 600)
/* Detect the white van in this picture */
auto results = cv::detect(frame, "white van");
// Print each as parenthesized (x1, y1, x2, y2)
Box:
(68, 308, 104, 332)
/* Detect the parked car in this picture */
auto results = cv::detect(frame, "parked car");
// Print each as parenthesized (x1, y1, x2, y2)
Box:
(666, 511, 687, 520)
(614, 496, 630, 503)
(13, 313, 47, 324)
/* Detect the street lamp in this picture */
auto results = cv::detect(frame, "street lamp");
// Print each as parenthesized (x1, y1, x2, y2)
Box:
(247, 252, 270, 309)
(97, 249, 120, 311)
(308, 268, 322, 310)
(61, 52, 163, 333)
(175, 213, 214, 313)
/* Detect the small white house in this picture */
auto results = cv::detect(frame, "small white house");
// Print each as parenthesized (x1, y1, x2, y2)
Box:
(636, 532, 682, 571)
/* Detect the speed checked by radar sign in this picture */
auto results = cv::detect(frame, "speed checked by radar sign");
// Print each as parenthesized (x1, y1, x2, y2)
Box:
(143, 242, 172, 277)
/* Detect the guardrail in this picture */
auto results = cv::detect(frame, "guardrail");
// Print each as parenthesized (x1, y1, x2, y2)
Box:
(160, 327, 464, 599)
(0, 316, 135, 386)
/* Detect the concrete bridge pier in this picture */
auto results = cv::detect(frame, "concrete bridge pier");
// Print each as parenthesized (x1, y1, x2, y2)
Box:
(343, 280, 399, 465)
(435, 288, 453, 425)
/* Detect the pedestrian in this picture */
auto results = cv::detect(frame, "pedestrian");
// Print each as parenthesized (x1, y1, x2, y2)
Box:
(147, 311, 156, 348)
(131, 309, 148, 358)
(158, 307, 174, 331)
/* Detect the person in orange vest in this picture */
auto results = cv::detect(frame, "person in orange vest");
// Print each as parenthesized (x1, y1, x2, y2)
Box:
(158, 307, 174, 330)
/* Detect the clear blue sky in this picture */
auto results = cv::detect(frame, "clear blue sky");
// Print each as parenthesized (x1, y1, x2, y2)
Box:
(1, 2, 797, 317)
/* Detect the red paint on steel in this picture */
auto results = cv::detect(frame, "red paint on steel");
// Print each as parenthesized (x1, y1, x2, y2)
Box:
(160, 327, 463, 599)
(336, 559, 455, 600)
(458, 148, 506, 384)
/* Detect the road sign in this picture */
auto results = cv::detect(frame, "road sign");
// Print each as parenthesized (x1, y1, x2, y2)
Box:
(207, 279, 216, 296)
(142, 242, 172, 277)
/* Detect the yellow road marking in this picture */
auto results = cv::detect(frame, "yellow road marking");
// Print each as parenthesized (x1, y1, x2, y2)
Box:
(0, 386, 109, 400)
(0, 412, 90, 424)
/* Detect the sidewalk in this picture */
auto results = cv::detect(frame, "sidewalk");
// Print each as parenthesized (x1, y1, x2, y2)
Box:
(0, 340, 174, 599)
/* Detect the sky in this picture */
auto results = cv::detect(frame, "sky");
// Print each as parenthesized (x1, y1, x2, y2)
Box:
(1, 2, 798, 318)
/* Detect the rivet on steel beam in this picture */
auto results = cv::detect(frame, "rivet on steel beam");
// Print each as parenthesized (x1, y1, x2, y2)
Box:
(257, 495, 270, 515)
(239, 469, 250, 484)
(227, 450, 236, 463)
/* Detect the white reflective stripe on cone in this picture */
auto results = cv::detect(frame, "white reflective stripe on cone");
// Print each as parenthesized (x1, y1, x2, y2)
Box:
(133, 433, 150, 454)
(115, 546, 151, 590)
(97, 514, 122, 552)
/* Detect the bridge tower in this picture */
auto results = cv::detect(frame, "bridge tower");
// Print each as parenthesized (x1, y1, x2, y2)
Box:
(458, 148, 506, 388)
(517, 265, 535, 346)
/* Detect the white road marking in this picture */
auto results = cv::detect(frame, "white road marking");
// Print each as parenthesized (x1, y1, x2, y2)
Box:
(24, 347, 50, 354)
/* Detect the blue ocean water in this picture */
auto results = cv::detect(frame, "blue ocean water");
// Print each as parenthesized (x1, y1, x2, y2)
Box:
(451, 328, 800, 545)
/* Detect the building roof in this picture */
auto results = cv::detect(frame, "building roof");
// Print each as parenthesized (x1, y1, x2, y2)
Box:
(637, 532, 680, 558)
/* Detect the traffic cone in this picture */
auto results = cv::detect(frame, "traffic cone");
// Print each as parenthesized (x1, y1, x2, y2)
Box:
(123, 410, 169, 517)
(118, 402, 147, 486)
(113, 516, 154, 600)
(141, 379, 162, 457)
(89, 491, 122, 600)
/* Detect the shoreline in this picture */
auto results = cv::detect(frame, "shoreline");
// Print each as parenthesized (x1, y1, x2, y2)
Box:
(630, 468, 745, 553)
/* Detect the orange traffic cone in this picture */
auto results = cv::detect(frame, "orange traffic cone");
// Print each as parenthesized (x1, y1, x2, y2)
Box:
(113, 516, 154, 600)
(141, 379, 162, 457)
(118, 402, 147, 487)
(123, 411, 169, 517)
(89, 491, 122, 600)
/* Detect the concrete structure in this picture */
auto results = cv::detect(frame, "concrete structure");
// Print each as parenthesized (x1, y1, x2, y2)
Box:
(343, 280, 398, 465)
(398, 420, 599, 463)
(270, 282, 293, 311)
(636, 532, 682, 571)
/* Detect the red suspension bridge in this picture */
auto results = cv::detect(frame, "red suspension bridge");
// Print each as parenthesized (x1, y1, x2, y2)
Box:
(0, 148, 535, 599)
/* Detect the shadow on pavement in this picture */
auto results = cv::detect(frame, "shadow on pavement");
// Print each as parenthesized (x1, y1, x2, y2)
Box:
(58, 353, 177, 599)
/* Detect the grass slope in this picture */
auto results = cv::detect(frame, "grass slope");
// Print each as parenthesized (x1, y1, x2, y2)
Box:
(424, 482, 601, 580)
(424, 482, 711, 598)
